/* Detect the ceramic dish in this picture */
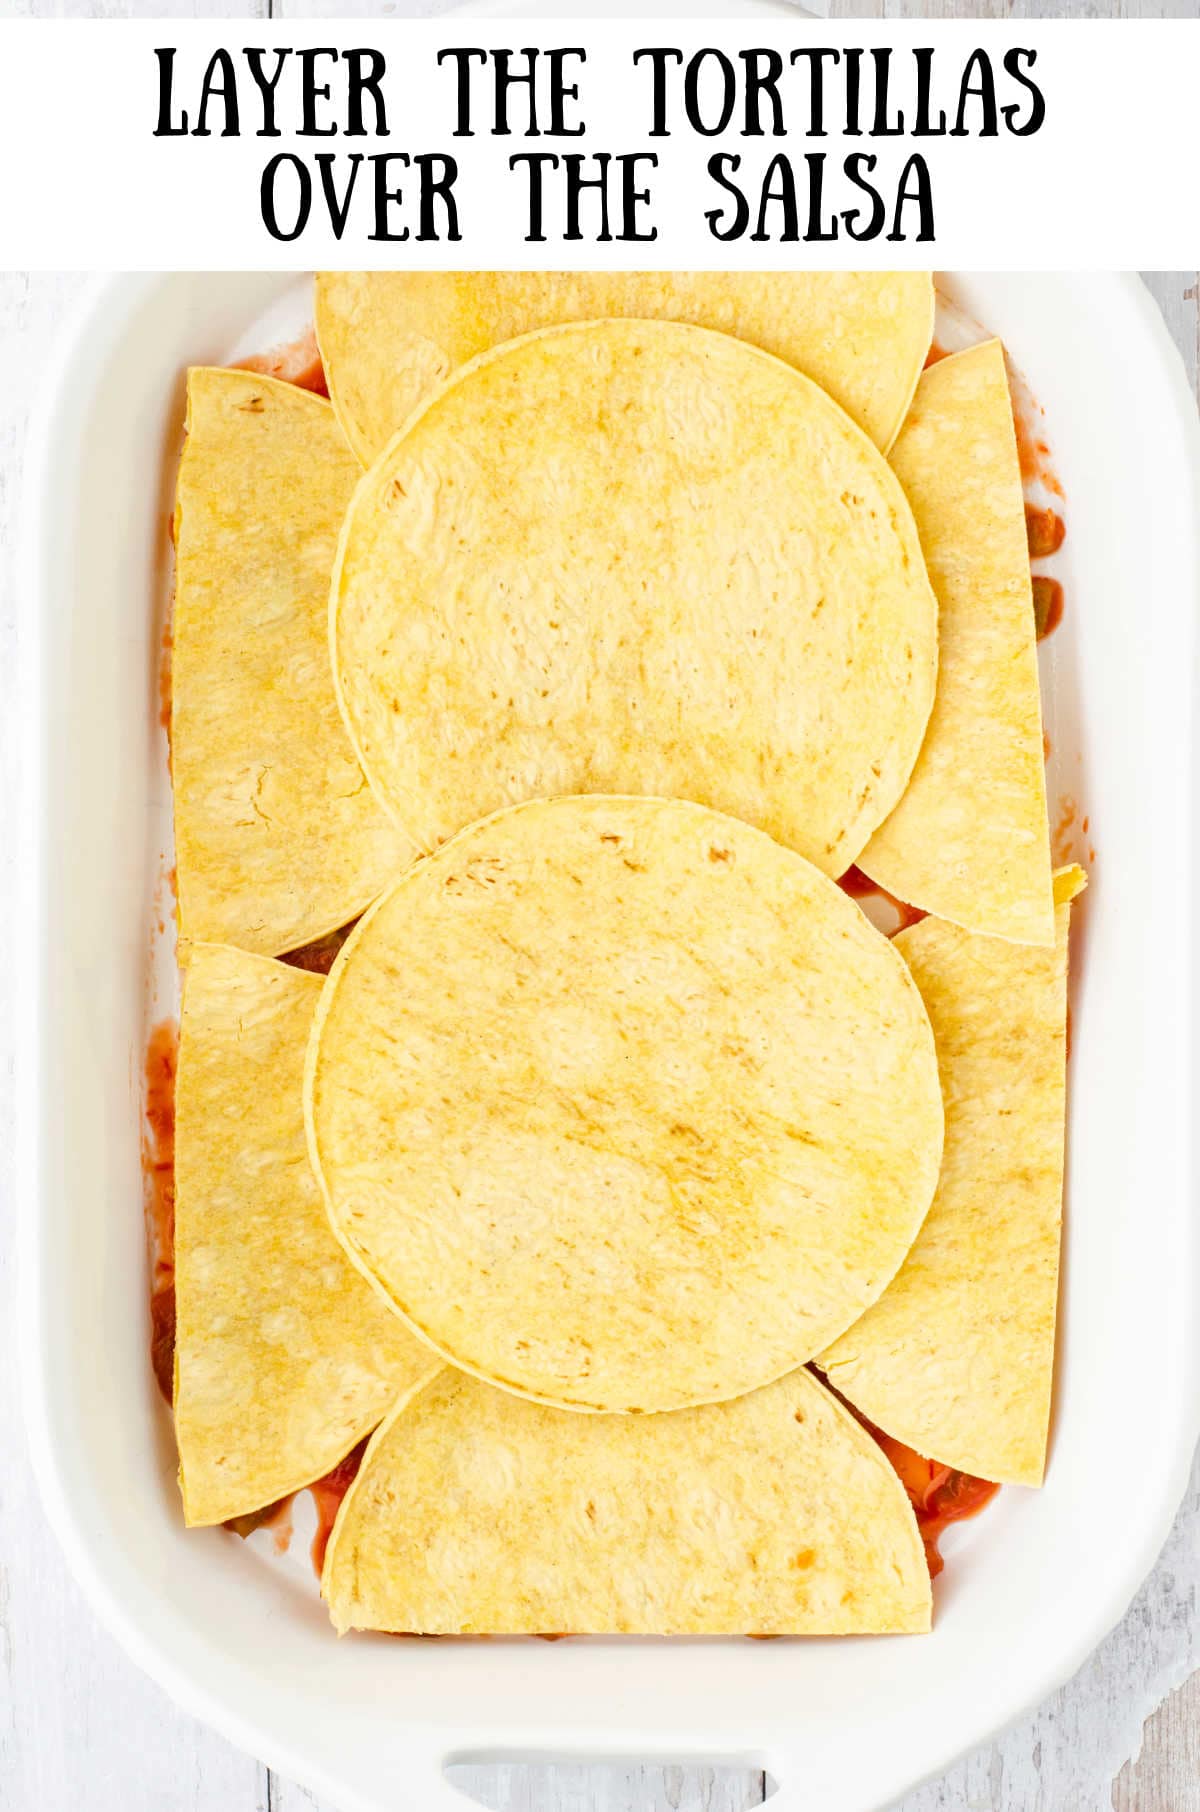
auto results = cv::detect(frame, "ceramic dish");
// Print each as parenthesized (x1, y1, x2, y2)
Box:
(18, 270, 1200, 1812)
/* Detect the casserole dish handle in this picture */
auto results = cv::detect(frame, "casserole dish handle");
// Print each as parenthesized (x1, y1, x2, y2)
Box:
(355, 1741, 864, 1812)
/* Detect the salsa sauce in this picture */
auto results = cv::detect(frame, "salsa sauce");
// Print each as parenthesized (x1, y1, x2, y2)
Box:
(1033, 575, 1064, 641)
(1016, 387, 1066, 640)
(817, 1377, 999, 1578)
(143, 1020, 178, 1405)
(867, 1426, 999, 1578)
(310, 1437, 370, 1575)
(280, 919, 358, 977)
(158, 617, 174, 753)
(232, 327, 329, 397)
(1025, 502, 1065, 560)
(1014, 407, 1063, 500)
(838, 864, 927, 935)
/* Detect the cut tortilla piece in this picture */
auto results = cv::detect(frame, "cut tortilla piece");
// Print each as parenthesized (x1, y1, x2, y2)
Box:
(817, 866, 1086, 1488)
(305, 796, 944, 1416)
(858, 340, 1054, 946)
(173, 369, 413, 957)
(315, 270, 934, 465)
(322, 1366, 931, 1635)
(331, 318, 938, 877)
(174, 943, 440, 1526)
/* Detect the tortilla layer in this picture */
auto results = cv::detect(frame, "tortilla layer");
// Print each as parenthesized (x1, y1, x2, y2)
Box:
(322, 1365, 931, 1635)
(173, 368, 413, 957)
(174, 942, 440, 1526)
(305, 795, 944, 1415)
(315, 270, 934, 465)
(331, 318, 939, 877)
(818, 866, 1085, 1487)
(859, 340, 1054, 945)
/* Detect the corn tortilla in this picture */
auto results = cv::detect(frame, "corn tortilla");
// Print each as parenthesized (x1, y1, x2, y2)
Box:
(331, 319, 939, 877)
(174, 943, 440, 1526)
(858, 341, 1054, 944)
(315, 270, 934, 465)
(304, 796, 944, 1415)
(818, 866, 1086, 1487)
(322, 1366, 931, 1635)
(173, 369, 413, 957)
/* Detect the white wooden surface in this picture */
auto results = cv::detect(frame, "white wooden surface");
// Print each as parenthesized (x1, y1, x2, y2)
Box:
(0, 16, 1197, 1808)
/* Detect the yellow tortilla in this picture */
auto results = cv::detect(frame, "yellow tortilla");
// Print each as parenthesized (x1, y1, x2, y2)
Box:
(818, 866, 1086, 1487)
(315, 270, 934, 465)
(173, 943, 440, 1526)
(305, 796, 944, 1415)
(322, 1366, 931, 1635)
(331, 319, 939, 876)
(858, 341, 1054, 945)
(173, 369, 413, 957)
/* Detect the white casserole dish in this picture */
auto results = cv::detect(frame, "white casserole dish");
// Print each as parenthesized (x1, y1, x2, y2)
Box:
(18, 272, 1200, 1812)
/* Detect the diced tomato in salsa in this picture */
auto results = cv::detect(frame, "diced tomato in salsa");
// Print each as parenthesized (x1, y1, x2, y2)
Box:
(857, 1416, 999, 1578)
(1033, 575, 1064, 641)
(1025, 502, 1065, 560)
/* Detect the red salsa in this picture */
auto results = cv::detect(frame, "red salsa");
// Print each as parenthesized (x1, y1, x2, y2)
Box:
(232, 328, 329, 397)
(1032, 575, 1064, 641)
(838, 865, 927, 935)
(280, 919, 358, 977)
(310, 1437, 370, 1575)
(143, 1020, 178, 1405)
(868, 1427, 999, 1579)
(1025, 502, 1065, 560)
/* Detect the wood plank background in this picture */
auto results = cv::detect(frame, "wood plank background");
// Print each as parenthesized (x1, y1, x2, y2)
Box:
(0, 9, 1197, 1810)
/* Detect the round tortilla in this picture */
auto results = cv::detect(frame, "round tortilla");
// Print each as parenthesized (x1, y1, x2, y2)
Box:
(322, 1366, 931, 1636)
(305, 796, 944, 1414)
(331, 318, 938, 878)
(315, 270, 934, 464)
